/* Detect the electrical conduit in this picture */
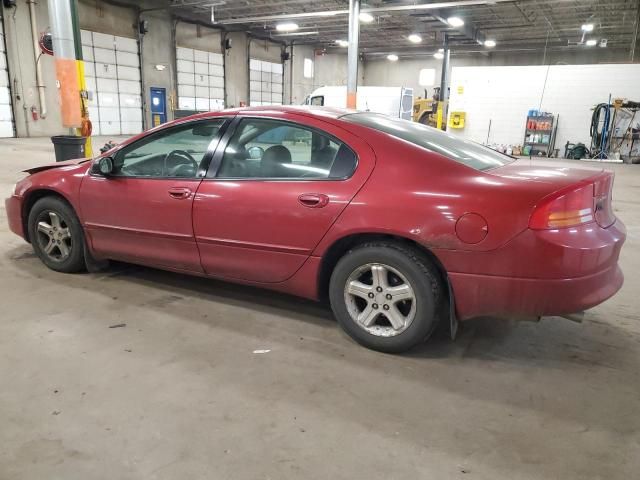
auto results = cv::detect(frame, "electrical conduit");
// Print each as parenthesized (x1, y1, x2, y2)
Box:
(28, 0, 47, 119)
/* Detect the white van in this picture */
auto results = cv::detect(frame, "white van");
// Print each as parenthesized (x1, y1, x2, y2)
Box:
(304, 86, 414, 120)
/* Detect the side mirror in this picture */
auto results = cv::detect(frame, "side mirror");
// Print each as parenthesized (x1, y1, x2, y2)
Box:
(247, 146, 264, 160)
(98, 156, 114, 175)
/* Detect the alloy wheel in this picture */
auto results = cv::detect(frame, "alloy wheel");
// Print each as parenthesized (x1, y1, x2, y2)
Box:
(344, 263, 417, 337)
(35, 211, 73, 262)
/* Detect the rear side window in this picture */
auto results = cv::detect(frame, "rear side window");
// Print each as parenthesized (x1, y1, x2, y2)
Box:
(342, 112, 512, 171)
(217, 118, 357, 180)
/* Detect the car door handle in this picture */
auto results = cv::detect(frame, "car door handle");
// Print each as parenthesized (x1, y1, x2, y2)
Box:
(298, 193, 329, 208)
(168, 187, 192, 199)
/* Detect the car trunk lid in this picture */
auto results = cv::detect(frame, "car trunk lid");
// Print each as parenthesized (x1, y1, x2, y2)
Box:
(489, 163, 616, 229)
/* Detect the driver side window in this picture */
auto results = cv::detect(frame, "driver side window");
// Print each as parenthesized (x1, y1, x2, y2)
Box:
(111, 119, 224, 178)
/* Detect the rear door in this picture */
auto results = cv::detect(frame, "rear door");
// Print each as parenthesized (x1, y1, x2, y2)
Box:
(79, 118, 227, 272)
(192, 113, 375, 283)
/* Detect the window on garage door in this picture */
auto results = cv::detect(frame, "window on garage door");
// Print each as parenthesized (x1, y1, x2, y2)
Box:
(176, 47, 224, 112)
(81, 30, 143, 136)
(249, 59, 283, 106)
(0, 20, 14, 138)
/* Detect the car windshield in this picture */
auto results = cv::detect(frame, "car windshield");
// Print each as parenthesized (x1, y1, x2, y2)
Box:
(341, 112, 513, 171)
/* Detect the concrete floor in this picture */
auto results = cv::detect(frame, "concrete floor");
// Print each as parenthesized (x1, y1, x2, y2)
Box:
(0, 137, 638, 480)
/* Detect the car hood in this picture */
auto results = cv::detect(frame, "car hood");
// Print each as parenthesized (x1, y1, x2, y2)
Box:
(23, 157, 92, 175)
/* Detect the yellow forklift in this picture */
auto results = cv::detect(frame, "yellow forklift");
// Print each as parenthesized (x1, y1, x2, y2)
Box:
(413, 87, 445, 128)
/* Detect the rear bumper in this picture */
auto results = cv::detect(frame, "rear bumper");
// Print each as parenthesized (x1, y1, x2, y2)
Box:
(5, 194, 25, 240)
(446, 220, 626, 320)
(450, 264, 623, 320)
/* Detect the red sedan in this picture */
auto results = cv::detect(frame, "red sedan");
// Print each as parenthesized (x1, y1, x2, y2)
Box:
(5, 107, 625, 352)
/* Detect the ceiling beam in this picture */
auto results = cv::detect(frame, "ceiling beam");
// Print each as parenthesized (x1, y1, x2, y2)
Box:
(210, 0, 517, 25)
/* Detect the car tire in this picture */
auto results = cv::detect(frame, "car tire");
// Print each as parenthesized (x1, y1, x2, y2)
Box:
(27, 196, 86, 273)
(329, 242, 444, 353)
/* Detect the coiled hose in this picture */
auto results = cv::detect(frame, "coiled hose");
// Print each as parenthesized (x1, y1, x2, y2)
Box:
(590, 103, 610, 156)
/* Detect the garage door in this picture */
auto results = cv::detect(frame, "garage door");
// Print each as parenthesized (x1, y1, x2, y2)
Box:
(81, 30, 143, 136)
(176, 47, 224, 112)
(0, 21, 14, 137)
(249, 59, 283, 106)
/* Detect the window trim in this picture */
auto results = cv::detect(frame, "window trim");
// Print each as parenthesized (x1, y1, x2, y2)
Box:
(90, 117, 232, 180)
(204, 116, 359, 182)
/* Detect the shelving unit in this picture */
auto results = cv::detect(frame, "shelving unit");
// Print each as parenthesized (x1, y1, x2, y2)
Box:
(523, 114, 556, 157)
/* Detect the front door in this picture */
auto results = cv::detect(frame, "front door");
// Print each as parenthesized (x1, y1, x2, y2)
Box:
(80, 118, 227, 272)
(193, 115, 375, 283)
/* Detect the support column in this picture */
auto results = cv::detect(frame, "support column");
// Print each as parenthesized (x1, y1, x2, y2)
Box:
(346, 0, 360, 109)
(438, 34, 450, 130)
(289, 42, 294, 104)
(631, 1, 639, 62)
(48, 0, 92, 154)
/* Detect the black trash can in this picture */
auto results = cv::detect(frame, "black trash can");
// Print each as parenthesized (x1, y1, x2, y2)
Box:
(51, 135, 86, 162)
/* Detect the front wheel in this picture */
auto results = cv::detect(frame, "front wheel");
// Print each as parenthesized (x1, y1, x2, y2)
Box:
(329, 242, 443, 353)
(28, 196, 86, 273)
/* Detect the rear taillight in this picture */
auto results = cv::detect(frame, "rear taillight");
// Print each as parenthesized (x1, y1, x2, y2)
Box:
(594, 196, 615, 228)
(529, 184, 595, 230)
(593, 174, 616, 228)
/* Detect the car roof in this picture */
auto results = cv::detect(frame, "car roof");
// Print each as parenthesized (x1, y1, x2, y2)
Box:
(200, 105, 357, 120)
(111, 106, 363, 152)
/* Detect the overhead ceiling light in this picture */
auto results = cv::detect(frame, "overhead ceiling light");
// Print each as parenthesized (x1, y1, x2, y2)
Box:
(276, 22, 299, 32)
(336, 39, 348, 47)
(387, 54, 399, 61)
(359, 12, 374, 23)
(585, 39, 597, 46)
(434, 52, 444, 59)
(447, 16, 464, 27)
(154, 64, 166, 71)
(273, 31, 319, 36)
(408, 34, 422, 43)
(484, 39, 496, 47)
(581, 23, 594, 32)
(438, 48, 444, 53)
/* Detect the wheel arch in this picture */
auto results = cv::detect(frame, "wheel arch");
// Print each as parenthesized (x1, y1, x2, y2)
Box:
(22, 189, 75, 243)
(317, 232, 450, 305)
(418, 112, 431, 125)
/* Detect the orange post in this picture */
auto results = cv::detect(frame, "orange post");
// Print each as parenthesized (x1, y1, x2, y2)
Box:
(347, 92, 357, 109)
(55, 57, 82, 127)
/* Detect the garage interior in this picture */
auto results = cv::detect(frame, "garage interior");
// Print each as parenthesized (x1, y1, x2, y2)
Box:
(1, 0, 639, 478)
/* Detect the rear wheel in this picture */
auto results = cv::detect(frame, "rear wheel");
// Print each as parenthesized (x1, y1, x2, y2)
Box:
(329, 242, 443, 353)
(28, 196, 85, 273)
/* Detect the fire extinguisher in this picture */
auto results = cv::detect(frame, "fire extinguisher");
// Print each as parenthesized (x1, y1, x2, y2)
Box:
(31, 106, 39, 121)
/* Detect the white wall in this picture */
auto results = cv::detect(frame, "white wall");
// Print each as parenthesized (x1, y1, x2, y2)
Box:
(2, 0, 66, 136)
(448, 64, 640, 151)
(285, 44, 315, 105)
(362, 48, 634, 100)
(364, 57, 441, 98)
